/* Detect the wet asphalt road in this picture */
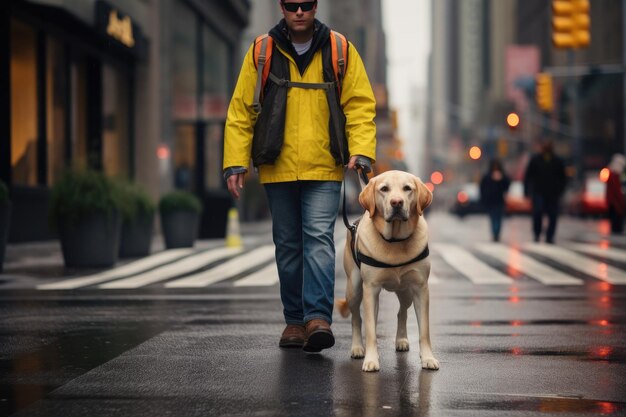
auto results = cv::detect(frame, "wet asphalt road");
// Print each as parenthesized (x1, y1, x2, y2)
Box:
(1, 212, 626, 416)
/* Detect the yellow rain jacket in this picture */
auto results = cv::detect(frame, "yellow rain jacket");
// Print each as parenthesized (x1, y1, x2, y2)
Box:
(224, 34, 376, 184)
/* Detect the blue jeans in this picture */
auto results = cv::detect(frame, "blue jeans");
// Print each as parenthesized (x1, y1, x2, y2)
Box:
(264, 181, 342, 325)
(486, 205, 504, 241)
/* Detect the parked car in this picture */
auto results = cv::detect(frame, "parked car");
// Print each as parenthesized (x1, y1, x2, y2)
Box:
(450, 182, 484, 217)
(505, 181, 532, 215)
(565, 176, 607, 217)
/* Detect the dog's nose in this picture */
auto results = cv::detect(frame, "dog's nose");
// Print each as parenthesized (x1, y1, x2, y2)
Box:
(391, 198, 403, 208)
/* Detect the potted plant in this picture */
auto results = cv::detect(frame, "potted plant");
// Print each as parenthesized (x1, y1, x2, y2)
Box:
(159, 190, 202, 248)
(117, 181, 156, 258)
(49, 169, 123, 268)
(0, 180, 10, 273)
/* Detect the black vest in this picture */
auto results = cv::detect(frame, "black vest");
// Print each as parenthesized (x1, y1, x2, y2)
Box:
(251, 39, 348, 168)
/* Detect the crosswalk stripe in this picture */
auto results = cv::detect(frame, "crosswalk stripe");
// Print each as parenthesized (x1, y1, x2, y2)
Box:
(234, 263, 278, 287)
(568, 243, 626, 263)
(99, 247, 243, 289)
(523, 243, 626, 284)
(431, 243, 513, 284)
(166, 245, 275, 288)
(37, 248, 196, 290)
(476, 243, 583, 285)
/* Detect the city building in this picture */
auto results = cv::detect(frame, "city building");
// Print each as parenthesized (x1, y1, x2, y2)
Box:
(1, 0, 250, 241)
(427, 0, 624, 188)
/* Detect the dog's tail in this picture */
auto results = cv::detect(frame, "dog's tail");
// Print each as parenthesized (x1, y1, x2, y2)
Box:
(335, 298, 351, 318)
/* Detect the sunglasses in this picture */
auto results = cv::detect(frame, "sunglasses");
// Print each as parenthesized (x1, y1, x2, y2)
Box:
(281, 1, 316, 13)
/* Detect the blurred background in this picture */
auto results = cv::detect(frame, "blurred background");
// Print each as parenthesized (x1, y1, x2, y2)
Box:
(0, 0, 622, 240)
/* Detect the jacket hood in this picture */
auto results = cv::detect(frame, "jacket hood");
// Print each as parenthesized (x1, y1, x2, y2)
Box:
(269, 19, 331, 74)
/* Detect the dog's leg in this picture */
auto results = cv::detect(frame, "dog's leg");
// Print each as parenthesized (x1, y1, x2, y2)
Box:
(362, 282, 382, 372)
(412, 283, 440, 370)
(395, 291, 413, 352)
(348, 270, 365, 358)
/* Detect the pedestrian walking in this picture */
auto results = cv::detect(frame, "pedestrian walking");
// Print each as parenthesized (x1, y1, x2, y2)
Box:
(480, 159, 510, 242)
(223, 0, 376, 353)
(523, 141, 567, 244)
(605, 153, 626, 234)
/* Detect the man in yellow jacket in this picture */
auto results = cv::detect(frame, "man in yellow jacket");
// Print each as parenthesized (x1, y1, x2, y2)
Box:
(224, 0, 376, 353)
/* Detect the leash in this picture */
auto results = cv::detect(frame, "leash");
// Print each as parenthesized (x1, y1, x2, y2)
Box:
(341, 166, 369, 232)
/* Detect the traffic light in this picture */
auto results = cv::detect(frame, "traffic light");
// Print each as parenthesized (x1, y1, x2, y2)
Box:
(535, 72, 554, 112)
(552, 0, 591, 49)
(506, 112, 520, 129)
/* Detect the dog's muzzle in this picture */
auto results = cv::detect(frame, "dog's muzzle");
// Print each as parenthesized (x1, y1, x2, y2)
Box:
(386, 206, 408, 222)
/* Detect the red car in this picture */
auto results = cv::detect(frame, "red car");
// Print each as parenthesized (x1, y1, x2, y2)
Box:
(566, 177, 608, 217)
(505, 181, 532, 215)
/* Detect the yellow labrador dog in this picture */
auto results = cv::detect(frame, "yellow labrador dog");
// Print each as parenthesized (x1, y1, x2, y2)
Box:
(337, 170, 439, 372)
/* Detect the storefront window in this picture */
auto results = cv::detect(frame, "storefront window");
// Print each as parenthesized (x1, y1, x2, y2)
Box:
(171, 2, 197, 121)
(46, 38, 67, 185)
(202, 26, 229, 189)
(71, 55, 88, 169)
(102, 64, 130, 178)
(201, 25, 228, 121)
(10, 19, 38, 186)
(204, 123, 224, 189)
(174, 124, 196, 191)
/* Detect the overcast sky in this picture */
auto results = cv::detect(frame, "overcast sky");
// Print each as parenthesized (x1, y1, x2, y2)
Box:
(382, 0, 431, 104)
(382, 0, 431, 174)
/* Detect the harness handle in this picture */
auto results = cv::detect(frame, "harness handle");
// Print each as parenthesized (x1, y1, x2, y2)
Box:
(341, 166, 368, 231)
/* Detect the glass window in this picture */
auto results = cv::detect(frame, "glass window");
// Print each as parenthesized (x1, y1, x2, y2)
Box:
(171, 3, 198, 121)
(102, 64, 130, 178)
(10, 19, 38, 186)
(201, 25, 229, 120)
(70, 55, 88, 169)
(46, 38, 67, 185)
(173, 124, 196, 191)
(204, 123, 223, 189)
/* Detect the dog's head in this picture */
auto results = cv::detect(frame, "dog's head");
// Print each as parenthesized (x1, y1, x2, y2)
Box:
(359, 170, 433, 223)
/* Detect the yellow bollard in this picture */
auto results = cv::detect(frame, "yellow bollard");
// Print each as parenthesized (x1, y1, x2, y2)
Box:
(225, 207, 243, 248)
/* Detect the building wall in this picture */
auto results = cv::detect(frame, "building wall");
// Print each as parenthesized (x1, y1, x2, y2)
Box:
(3, 0, 251, 241)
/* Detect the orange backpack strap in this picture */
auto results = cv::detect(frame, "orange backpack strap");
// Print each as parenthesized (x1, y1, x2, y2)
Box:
(253, 34, 274, 112)
(330, 31, 348, 96)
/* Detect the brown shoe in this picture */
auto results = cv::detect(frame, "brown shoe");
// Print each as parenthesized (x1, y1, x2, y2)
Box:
(279, 324, 306, 348)
(303, 319, 335, 353)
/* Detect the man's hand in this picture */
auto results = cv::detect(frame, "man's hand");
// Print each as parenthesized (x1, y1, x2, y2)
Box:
(227, 173, 246, 200)
(347, 155, 372, 173)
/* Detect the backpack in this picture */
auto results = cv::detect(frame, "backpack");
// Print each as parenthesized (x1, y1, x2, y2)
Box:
(252, 31, 348, 112)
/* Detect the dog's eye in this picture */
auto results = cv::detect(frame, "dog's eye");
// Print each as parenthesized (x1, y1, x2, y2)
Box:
(380, 186, 389, 192)
(403, 185, 412, 192)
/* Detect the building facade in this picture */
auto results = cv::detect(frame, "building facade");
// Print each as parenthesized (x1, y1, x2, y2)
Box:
(1, 0, 250, 241)
(427, 0, 624, 188)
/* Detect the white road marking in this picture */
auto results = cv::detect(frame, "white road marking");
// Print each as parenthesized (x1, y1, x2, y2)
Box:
(166, 245, 275, 288)
(99, 247, 243, 289)
(431, 243, 513, 284)
(37, 248, 196, 290)
(568, 243, 626, 263)
(523, 243, 626, 284)
(234, 263, 278, 287)
(476, 243, 583, 285)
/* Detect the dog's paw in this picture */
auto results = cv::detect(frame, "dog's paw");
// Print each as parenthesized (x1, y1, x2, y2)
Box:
(395, 338, 410, 352)
(421, 356, 440, 370)
(362, 358, 380, 372)
(351, 346, 365, 359)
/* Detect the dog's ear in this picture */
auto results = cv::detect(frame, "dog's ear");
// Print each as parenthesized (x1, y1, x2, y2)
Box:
(359, 177, 377, 217)
(415, 177, 433, 216)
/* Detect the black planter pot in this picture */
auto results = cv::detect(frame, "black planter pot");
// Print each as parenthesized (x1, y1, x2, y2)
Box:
(59, 211, 122, 268)
(119, 213, 155, 258)
(161, 210, 199, 249)
(0, 203, 11, 273)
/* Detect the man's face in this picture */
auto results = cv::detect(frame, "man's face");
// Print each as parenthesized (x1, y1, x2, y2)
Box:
(281, 1, 317, 36)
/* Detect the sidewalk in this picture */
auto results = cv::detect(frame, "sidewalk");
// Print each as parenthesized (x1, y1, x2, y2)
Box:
(1, 220, 273, 281)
